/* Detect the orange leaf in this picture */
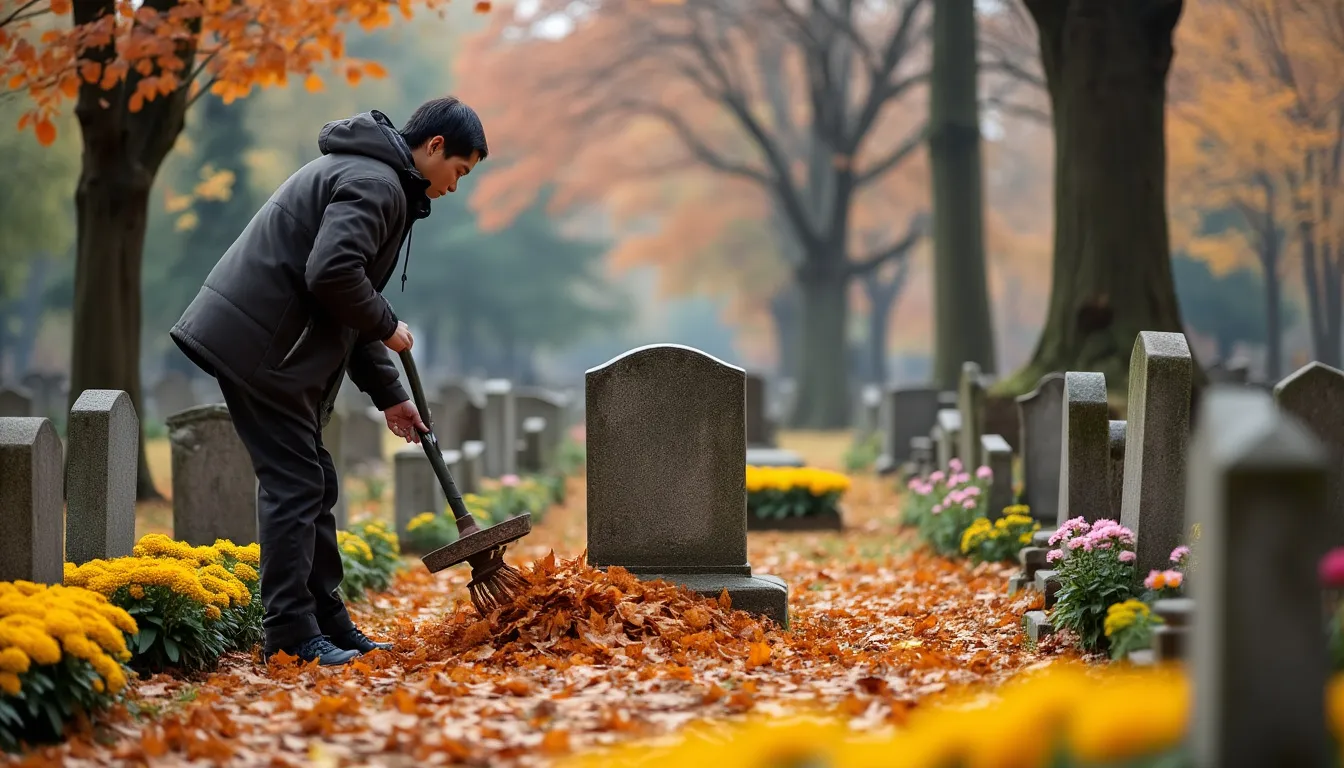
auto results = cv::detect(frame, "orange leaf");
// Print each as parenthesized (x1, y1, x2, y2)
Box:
(34, 118, 56, 147)
(345, 67, 363, 86)
(745, 641, 772, 668)
(540, 730, 570, 755)
(304, 73, 324, 93)
(474, 1, 492, 12)
(363, 61, 387, 78)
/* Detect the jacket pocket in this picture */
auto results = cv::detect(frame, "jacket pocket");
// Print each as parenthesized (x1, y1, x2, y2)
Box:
(276, 319, 314, 370)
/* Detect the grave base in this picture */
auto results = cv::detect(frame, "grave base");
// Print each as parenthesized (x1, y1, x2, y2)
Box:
(1023, 610, 1054, 643)
(1007, 574, 1032, 596)
(635, 572, 789, 629)
(747, 508, 843, 532)
(746, 448, 806, 467)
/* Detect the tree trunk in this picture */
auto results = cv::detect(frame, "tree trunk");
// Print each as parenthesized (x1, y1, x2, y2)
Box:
(930, 0, 996, 388)
(1009, 0, 1189, 395)
(867, 291, 893, 386)
(15, 256, 49, 374)
(1300, 220, 1343, 368)
(768, 285, 800, 383)
(791, 262, 851, 428)
(1261, 242, 1282, 381)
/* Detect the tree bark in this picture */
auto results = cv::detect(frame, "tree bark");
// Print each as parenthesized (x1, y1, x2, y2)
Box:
(930, 0, 996, 388)
(1300, 219, 1343, 368)
(791, 261, 851, 428)
(1260, 234, 1283, 381)
(768, 285, 800, 384)
(1007, 0, 1189, 395)
(71, 0, 196, 500)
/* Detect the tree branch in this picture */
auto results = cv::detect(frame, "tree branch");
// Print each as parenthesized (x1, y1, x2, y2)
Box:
(848, 211, 929, 276)
(855, 124, 925, 186)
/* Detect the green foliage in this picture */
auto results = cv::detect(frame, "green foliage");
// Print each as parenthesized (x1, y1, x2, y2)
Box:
(0, 656, 124, 753)
(403, 511, 460, 554)
(842, 431, 882, 474)
(958, 508, 1039, 564)
(463, 476, 554, 526)
(1105, 600, 1163, 662)
(903, 466, 993, 556)
(122, 587, 231, 675)
(1172, 254, 1299, 358)
(554, 438, 587, 476)
(337, 520, 402, 603)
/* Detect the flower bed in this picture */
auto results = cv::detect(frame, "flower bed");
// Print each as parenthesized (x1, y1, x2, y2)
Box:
(0, 581, 137, 751)
(745, 466, 850, 530)
(958, 506, 1039, 563)
(401, 474, 557, 554)
(904, 459, 1026, 558)
(338, 519, 402, 602)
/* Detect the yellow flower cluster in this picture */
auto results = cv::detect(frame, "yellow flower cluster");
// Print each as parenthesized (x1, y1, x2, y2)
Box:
(745, 466, 851, 495)
(1104, 600, 1157, 638)
(132, 533, 220, 566)
(212, 538, 261, 567)
(0, 581, 136, 697)
(65, 555, 249, 611)
(1003, 504, 1031, 517)
(407, 512, 437, 532)
(357, 519, 400, 553)
(337, 531, 374, 563)
(960, 513, 1039, 554)
(562, 663, 1191, 768)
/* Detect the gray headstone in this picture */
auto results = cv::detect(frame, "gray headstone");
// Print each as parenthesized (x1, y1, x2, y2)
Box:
(933, 409, 961, 470)
(980, 433, 1013, 518)
(321, 410, 348, 528)
(519, 416, 546, 473)
(957, 362, 986, 468)
(909, 436, 934, 477)
(65, 390, 139, 565)
(856, 384, 882, 438)
(19, 373, 64, 420)
(459, 440, 484, 494)
(166, 404, 257, 546)
(431, 380, 480, 447)
(341, 407, 384, 467)
(393, 445, 461, 540)
(1120, 332, 1193, 575)
(482, 379, 517, 478)
(152, 371, 197, 421)
(1017, 373, 1066, 525)
(745, 447, 805, 468)
(0, 417, 64, 584)
(586, 344, 788, 626)
(1274, 361, 1344, 547)
(1059, 372, 1111, 525)
(1188, 387, 1329, 767)
(1107, 420, 1127, 520)
(0, 385, 34, 418)
(744, 373, 775, 448)
(515, 387, 569, 463)
(878, 387, 940, 467)
(775, 379, 797, 427)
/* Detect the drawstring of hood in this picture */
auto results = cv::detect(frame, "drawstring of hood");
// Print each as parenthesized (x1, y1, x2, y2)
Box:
(401, 225, 414, 292)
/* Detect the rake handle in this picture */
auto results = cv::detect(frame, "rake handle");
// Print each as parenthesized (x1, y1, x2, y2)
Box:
(398, 348, 481, 538)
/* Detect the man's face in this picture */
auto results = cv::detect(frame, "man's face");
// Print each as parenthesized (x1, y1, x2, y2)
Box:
(417, 139, 480, 198)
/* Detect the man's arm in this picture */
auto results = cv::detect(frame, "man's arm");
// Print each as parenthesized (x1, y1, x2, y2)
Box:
(306, 175, 406, 342)
(348, 341, 410, 410)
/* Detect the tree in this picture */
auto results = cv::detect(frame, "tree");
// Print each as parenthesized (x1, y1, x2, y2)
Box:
(1, 0, 452, 497)
(1172, 253, 1300, 361)
(457, 0, 933, 427)
(999, 0, 1190, 396)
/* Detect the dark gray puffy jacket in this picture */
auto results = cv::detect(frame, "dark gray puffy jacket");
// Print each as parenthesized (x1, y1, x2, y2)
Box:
(170, 110, 431, 426)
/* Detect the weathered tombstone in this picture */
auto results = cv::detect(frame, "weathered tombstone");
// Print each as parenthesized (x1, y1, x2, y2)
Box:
(166, 404, 257, 546)
(65, 390, 138, 565)
(775, 378, 797, 427)
(0, 385, 34, 418)
(518, 416, 546, 473)
(431, 380, 476, 447)
(856, 384, 882, 439)
(1119, 332, 1193, 575)
(19, 373, 63, 420)
(515, 387, 568, 461)
(1016, 372, 1066, 526)
(320, 410, 348, 528)
(909, 436, 934, 477)
(878, 386, 940, 470)
(957, 362, 986, 468)
(1274, 361, 1344, 546)
(1058, 372, 1111, 525)
(151, 371, 197, 421)
(933, 409, 961, 470)
(980, 433, 1012, 518)
(341, 407, 384, 467)
(392, 445, 461, 541)
(1107, 420, 1127, 520)
(586, 344, 788, 626)
(1151, 597, 1192, 662)
(0, 418, 64, 584)
(482, 379, 517, 478)
(1188, 386, 1329, 767)
(745, 447, 805, 467)
(744, 373, 775, 448)
(459, 440, 485, 494)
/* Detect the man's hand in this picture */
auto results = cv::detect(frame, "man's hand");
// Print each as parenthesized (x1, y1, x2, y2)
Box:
(384, 400, 429, 443)
(383, 321, 413, 353)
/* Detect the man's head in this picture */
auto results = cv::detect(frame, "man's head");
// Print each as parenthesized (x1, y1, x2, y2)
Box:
(400, 96, 489, 199)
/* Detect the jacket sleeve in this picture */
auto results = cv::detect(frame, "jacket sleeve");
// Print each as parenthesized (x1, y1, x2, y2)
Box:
(305, 176, 404, 341)
(348, 340, 410, 410)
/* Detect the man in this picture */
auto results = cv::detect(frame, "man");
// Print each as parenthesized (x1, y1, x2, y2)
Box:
(170, 97, 488, 667)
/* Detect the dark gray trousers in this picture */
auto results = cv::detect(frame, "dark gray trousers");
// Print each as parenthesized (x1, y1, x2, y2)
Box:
(217, 378, 355, 652)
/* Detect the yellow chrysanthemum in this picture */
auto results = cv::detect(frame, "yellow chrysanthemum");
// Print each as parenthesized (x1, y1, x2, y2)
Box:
(407, 512, 437, 532)
(0, 671, 19, 696)
(745, 466, 852, 496)
(0, 646, 30, 674)
(337, 531, 374, 563)
(1103, 600, 1154, 638)
(232, 562, 259, 583)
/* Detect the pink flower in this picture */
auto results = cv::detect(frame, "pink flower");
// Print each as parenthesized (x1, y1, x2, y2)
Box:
(964, 485, 981, 497)
(1067, 537, 1087, 550)
(1144, 570, 1162, 590)
(1049, 517, 1091, 546)
(929, 471, 946, 484)
(1046, 549, 1064, 563)
(1321, 547, 1344, 588)
(952, 472, 972, 486)
(949, 458, 963, 473)
(961, 499, 976, 510)
(975, 465, 993, 480)
(931, 503, 944, 515)
(1170, 546, 1190, 563)
(948, 490, 967, 505)
(907, 478, 921, 491)
(500, 474, 521, 487)
(1118, 551, 1136, 563)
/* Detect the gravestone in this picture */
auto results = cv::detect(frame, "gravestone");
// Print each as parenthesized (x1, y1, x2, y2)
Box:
(19, 372, 65, 419)
(744, 373, 775, 448)
(745, 447, 805, 468)
(586, 344, 788, 626)
(0, 385, 34, 417)
(0, 418, 64, 584)
(1188, 387, 1329, 767)
(878, 386, 940, 469)
(1107, 420, 1127, 520)
(341, 407, 384, 467)
(909, 436, 934, 478)
(320, 410, 348, 528)
(515, 387, 569, 462)
(152, 371, 197, 420)
(1016, 373, 1066, 526)
(1274, 361, 1344, 547)
(431, 380, 478, 447)
(1119, 332, 1193, 575)
(1058, 372, 1111, 525)
(775, 379, 797, 427)
(65, 390, 138, 565)
(459, 440, 485, 494)
(519, 416, 546, 473)
(166, 404, 257, 546)
(482, 379, 517, 478)
(856, 384, 882, 439)
(957, 362, 986, 468)
(392, 445, 461, 540)
(980, 433, 1012, 518)
(933, 409, 961, 470)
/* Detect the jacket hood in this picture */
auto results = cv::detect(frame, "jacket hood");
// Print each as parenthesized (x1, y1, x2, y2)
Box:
(318, 110, 432, 219)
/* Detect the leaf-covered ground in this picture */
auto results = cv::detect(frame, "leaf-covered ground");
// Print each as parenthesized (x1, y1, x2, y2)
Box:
(9, 434, 1074, 767)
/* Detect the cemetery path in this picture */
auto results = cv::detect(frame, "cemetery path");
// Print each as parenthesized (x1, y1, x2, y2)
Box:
(17, 477, 1075, 768)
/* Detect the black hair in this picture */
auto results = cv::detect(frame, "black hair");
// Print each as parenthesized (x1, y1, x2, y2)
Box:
(399, 96, 489, 160)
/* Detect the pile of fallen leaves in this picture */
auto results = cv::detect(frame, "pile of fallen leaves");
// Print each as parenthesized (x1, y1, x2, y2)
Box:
(417, 553, 768, 666)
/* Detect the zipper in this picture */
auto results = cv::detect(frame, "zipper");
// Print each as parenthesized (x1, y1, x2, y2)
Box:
(278, 320, 314, 369)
